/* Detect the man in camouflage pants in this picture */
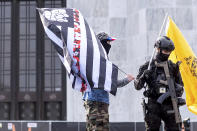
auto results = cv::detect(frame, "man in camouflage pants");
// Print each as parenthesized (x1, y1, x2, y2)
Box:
(83, 32, 135, 131)
(84, 101, 109, 130)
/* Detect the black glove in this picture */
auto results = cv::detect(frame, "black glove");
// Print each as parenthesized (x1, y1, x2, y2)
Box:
(178, 98, 186, 106)
(142, 69, 153, 80)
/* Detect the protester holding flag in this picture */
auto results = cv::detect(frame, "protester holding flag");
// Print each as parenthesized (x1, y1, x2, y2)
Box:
(38, 8, 135, 131)
(134, 36, 185, 131)
(83, 32, 135, 131)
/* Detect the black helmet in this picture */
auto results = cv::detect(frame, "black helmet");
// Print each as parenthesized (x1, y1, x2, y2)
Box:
(155, 36, 175, 52)
(97, 32, 116, 41)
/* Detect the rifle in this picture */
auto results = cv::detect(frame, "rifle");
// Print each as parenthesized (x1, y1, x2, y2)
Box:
(141, 98, 147, 120)
(155, 61, 182, 124)
(157, 83, 183, 104)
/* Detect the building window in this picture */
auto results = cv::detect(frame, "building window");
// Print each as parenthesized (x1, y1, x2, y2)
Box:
(19, 1, 37, 92)
(0, 0, 67, 120)
(0, 2, 11, 92)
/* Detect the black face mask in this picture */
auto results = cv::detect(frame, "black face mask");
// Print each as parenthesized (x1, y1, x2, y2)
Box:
(101, 40, 111, 55)
(156, 51, 170, 62)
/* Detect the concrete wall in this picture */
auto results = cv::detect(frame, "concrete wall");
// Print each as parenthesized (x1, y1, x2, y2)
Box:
(66, 0, 197, 122)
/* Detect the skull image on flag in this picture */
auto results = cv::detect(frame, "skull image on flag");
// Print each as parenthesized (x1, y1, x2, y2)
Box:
(38, 8, 118, 95)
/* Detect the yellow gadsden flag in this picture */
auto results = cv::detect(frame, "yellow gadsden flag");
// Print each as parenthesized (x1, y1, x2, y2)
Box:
(166, 17, 197, 115)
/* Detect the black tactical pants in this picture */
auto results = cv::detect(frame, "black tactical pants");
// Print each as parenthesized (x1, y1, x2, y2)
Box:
(145, 99, 181, 131)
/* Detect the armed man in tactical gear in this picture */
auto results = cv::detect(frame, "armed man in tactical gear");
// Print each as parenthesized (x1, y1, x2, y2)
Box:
(134, 36, 186, 131)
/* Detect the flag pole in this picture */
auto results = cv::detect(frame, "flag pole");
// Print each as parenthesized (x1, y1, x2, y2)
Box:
(118, 14, 169, 75)
(142, 14, 169, 125)
(112, 64, 127, 75)
(117, 67, 128, 75)
(148, 13, 169, 69)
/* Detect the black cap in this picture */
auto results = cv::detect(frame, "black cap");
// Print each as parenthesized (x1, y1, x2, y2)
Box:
(97, 32, 116, 41)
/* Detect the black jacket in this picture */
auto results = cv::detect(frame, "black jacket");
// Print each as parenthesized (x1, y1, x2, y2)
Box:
(134, 59, 184, 100)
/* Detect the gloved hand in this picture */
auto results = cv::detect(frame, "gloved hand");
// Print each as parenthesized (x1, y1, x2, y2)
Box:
(178, 98, 186, 106)
(142, 69, 153, 80)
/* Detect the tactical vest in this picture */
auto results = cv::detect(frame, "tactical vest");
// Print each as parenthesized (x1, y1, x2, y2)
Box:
(144, 60, 171, 99)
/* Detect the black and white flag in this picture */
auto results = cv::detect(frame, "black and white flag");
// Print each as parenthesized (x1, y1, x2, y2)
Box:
(38, 8, 118, 95)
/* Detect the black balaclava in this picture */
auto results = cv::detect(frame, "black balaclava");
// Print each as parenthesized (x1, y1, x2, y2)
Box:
(97, 32, 114, 55)
(101, 40, 111, 55)
(155, 50, 170, 62)
(154, 36, 174, 62)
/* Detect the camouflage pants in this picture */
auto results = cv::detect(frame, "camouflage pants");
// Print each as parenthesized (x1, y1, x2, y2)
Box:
(84, 100, 109, 131)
